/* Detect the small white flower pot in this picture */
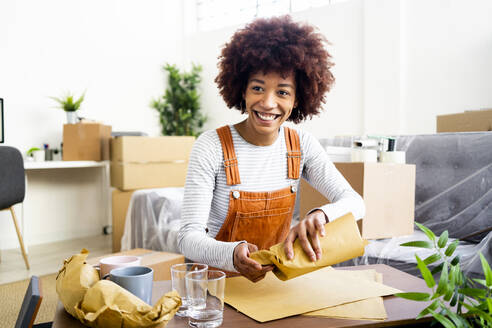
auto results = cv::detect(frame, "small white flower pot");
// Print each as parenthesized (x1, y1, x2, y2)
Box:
(66, 111, 77, 124)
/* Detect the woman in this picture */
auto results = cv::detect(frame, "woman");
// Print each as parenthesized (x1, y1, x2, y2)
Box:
(178, 16, 365, 282)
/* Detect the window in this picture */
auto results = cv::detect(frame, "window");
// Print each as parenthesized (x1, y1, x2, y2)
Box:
(196, 0, 345, 32)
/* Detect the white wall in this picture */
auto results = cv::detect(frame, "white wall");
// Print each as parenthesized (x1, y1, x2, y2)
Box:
(183, 0, 492, 137)
(182, 0, 365, 137)
(0, 0, 183, 249)
(404, 0, 492, 134)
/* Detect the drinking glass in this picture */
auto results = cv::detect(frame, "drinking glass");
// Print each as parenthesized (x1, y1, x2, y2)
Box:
(186, 270, 226, 328)
(171, 263, 208, 317)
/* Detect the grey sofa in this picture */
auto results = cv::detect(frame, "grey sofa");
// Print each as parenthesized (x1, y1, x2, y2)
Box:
(322, 132, 492, 278)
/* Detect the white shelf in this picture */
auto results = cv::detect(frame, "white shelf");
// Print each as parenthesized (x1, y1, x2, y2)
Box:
(24, 160, 108, 170)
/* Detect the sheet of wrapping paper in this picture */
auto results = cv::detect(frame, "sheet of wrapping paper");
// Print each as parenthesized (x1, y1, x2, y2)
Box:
(251, 212, 367, 280)
(74, 280, 181, 328)
(56, 249, 181, 328)
(224, 266, 401, 322)
(304, 270, 387, 320)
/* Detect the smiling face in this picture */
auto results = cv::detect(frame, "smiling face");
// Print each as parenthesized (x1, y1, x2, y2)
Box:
(240, 71, 297, 145)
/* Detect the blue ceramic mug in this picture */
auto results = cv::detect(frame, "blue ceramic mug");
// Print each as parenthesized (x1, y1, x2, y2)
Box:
(104, 266, 153, 304)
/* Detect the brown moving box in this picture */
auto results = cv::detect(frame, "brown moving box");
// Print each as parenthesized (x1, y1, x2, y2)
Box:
(110, 162, 189, 190)
(112, 189, 135, 252)
(110, 136, 195, 190)
(87, 248, 184, 281)
(300, 162, 416, 239)
(436, 109, 492, 132)
(63, 123, 112, 161)
(111, 136, 195, 162)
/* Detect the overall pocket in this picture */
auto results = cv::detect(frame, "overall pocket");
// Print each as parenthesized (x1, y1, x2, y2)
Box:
(231, 207, 292, 250)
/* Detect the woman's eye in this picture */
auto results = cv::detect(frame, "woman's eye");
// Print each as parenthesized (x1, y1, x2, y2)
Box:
(252, 86, 263, 92)
(278, 90, 290, 96)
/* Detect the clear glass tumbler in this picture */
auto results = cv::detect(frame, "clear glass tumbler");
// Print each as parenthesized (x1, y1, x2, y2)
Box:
(171, 263, 208, 317)
(186, 270, 226, 328)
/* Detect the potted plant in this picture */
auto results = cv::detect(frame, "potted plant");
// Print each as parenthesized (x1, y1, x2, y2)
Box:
(50, 91, 85, 124)
(396, 223, 492, 327)
(151, 63, 206, 136)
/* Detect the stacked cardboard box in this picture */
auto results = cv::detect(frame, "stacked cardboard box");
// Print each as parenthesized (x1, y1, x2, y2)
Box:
(437, 109, 492, 132)
(63, 123, 112, 161)
(110, 136, 195, 252)
(300, 162, 416, 240)
(111, 189, 135, 253)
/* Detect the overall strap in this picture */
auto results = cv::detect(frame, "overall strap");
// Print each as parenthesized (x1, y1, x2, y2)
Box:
(216, 126, 241, 185)
(284, 127, 301, 179)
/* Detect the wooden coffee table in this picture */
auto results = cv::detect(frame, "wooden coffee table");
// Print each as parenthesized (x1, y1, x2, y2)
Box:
(52, 264, 431, 328)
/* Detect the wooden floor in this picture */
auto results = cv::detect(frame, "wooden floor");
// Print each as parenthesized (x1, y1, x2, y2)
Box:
(0, 234, 112, 285)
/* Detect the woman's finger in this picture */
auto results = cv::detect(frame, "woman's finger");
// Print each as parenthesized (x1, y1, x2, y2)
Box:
(309, 230, 322, 260)
(305, 219, 317, 238)
(298, 229, 316, 262)
(314, 216, 326, 237)
(240, 254, 262, 271)
(283, 230, 298, 260)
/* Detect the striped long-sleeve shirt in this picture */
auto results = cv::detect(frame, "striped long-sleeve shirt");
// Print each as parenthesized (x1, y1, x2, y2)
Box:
(178, 125, 365, 272)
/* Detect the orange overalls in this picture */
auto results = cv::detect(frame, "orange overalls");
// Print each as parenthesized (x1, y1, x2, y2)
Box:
(213, 125, 301, 254)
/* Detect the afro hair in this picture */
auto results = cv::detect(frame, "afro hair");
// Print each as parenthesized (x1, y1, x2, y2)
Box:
(215, 15, 335, 123)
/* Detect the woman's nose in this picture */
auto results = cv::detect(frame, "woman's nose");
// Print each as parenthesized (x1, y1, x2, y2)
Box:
(261, 92, 277, 109)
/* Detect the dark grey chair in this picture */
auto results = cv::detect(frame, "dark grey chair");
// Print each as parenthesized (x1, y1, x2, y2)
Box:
(0, 146, 30, 269)
(15, 275, 52, 328)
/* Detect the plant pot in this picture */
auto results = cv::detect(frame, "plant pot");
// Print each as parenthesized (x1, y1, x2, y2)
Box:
(66, 111, 77, 124)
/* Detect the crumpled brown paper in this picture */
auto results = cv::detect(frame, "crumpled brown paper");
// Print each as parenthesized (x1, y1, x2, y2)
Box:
(74, 280, 181, 328)
(56, 249, 181, 328)
(56, 249, 100, 317)
(250, 212, 366, 280)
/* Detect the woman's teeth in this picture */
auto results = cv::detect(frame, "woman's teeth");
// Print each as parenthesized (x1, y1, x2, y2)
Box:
(256, 111, 277, 121)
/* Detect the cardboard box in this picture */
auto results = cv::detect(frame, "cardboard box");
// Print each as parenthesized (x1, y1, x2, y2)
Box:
(111, 136, 195, 162)
(437, 109, 492, 132)
(110, 162, 189, 190)
(300, 162, 416, 239)
(110, 136, 194, 190)
(112, 189, 135, 252)
(87, 248, 184, 281)
(63, 123, 111, 161)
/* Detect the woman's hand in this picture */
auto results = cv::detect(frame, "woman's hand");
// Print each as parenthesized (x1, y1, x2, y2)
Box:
(233, 242, 274, 282)
(284, 210, 327, 261)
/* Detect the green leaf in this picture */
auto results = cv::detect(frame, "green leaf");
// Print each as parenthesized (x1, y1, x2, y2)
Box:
(479, 253, 492, 287)
(436, 262, 448, 295)
(445, 240, 459, 257)
(437, 230, 449, 248)
(416, 300, 439, 319)
(428, 309, 456, 328)
(26, 147, 41, 156)
(416, 254, 436, 288)
(458, 288, 487, 298)
(451, 255, 460, 266)
(449, 264, 460, 285)
(462, 302, 492, 323)
(400, 241, 434, 249)
(415, 222, 436, 241)
(424, 253, 441, 265)
(487, 299, 492, 316)
(450, 290, 458, 307)
(442, 307, 466, 328)
(444, 283, 454, 301)
(431, 263, 444, 275)
(394, 292, 430, 301)
(472, 279, 488, 288)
